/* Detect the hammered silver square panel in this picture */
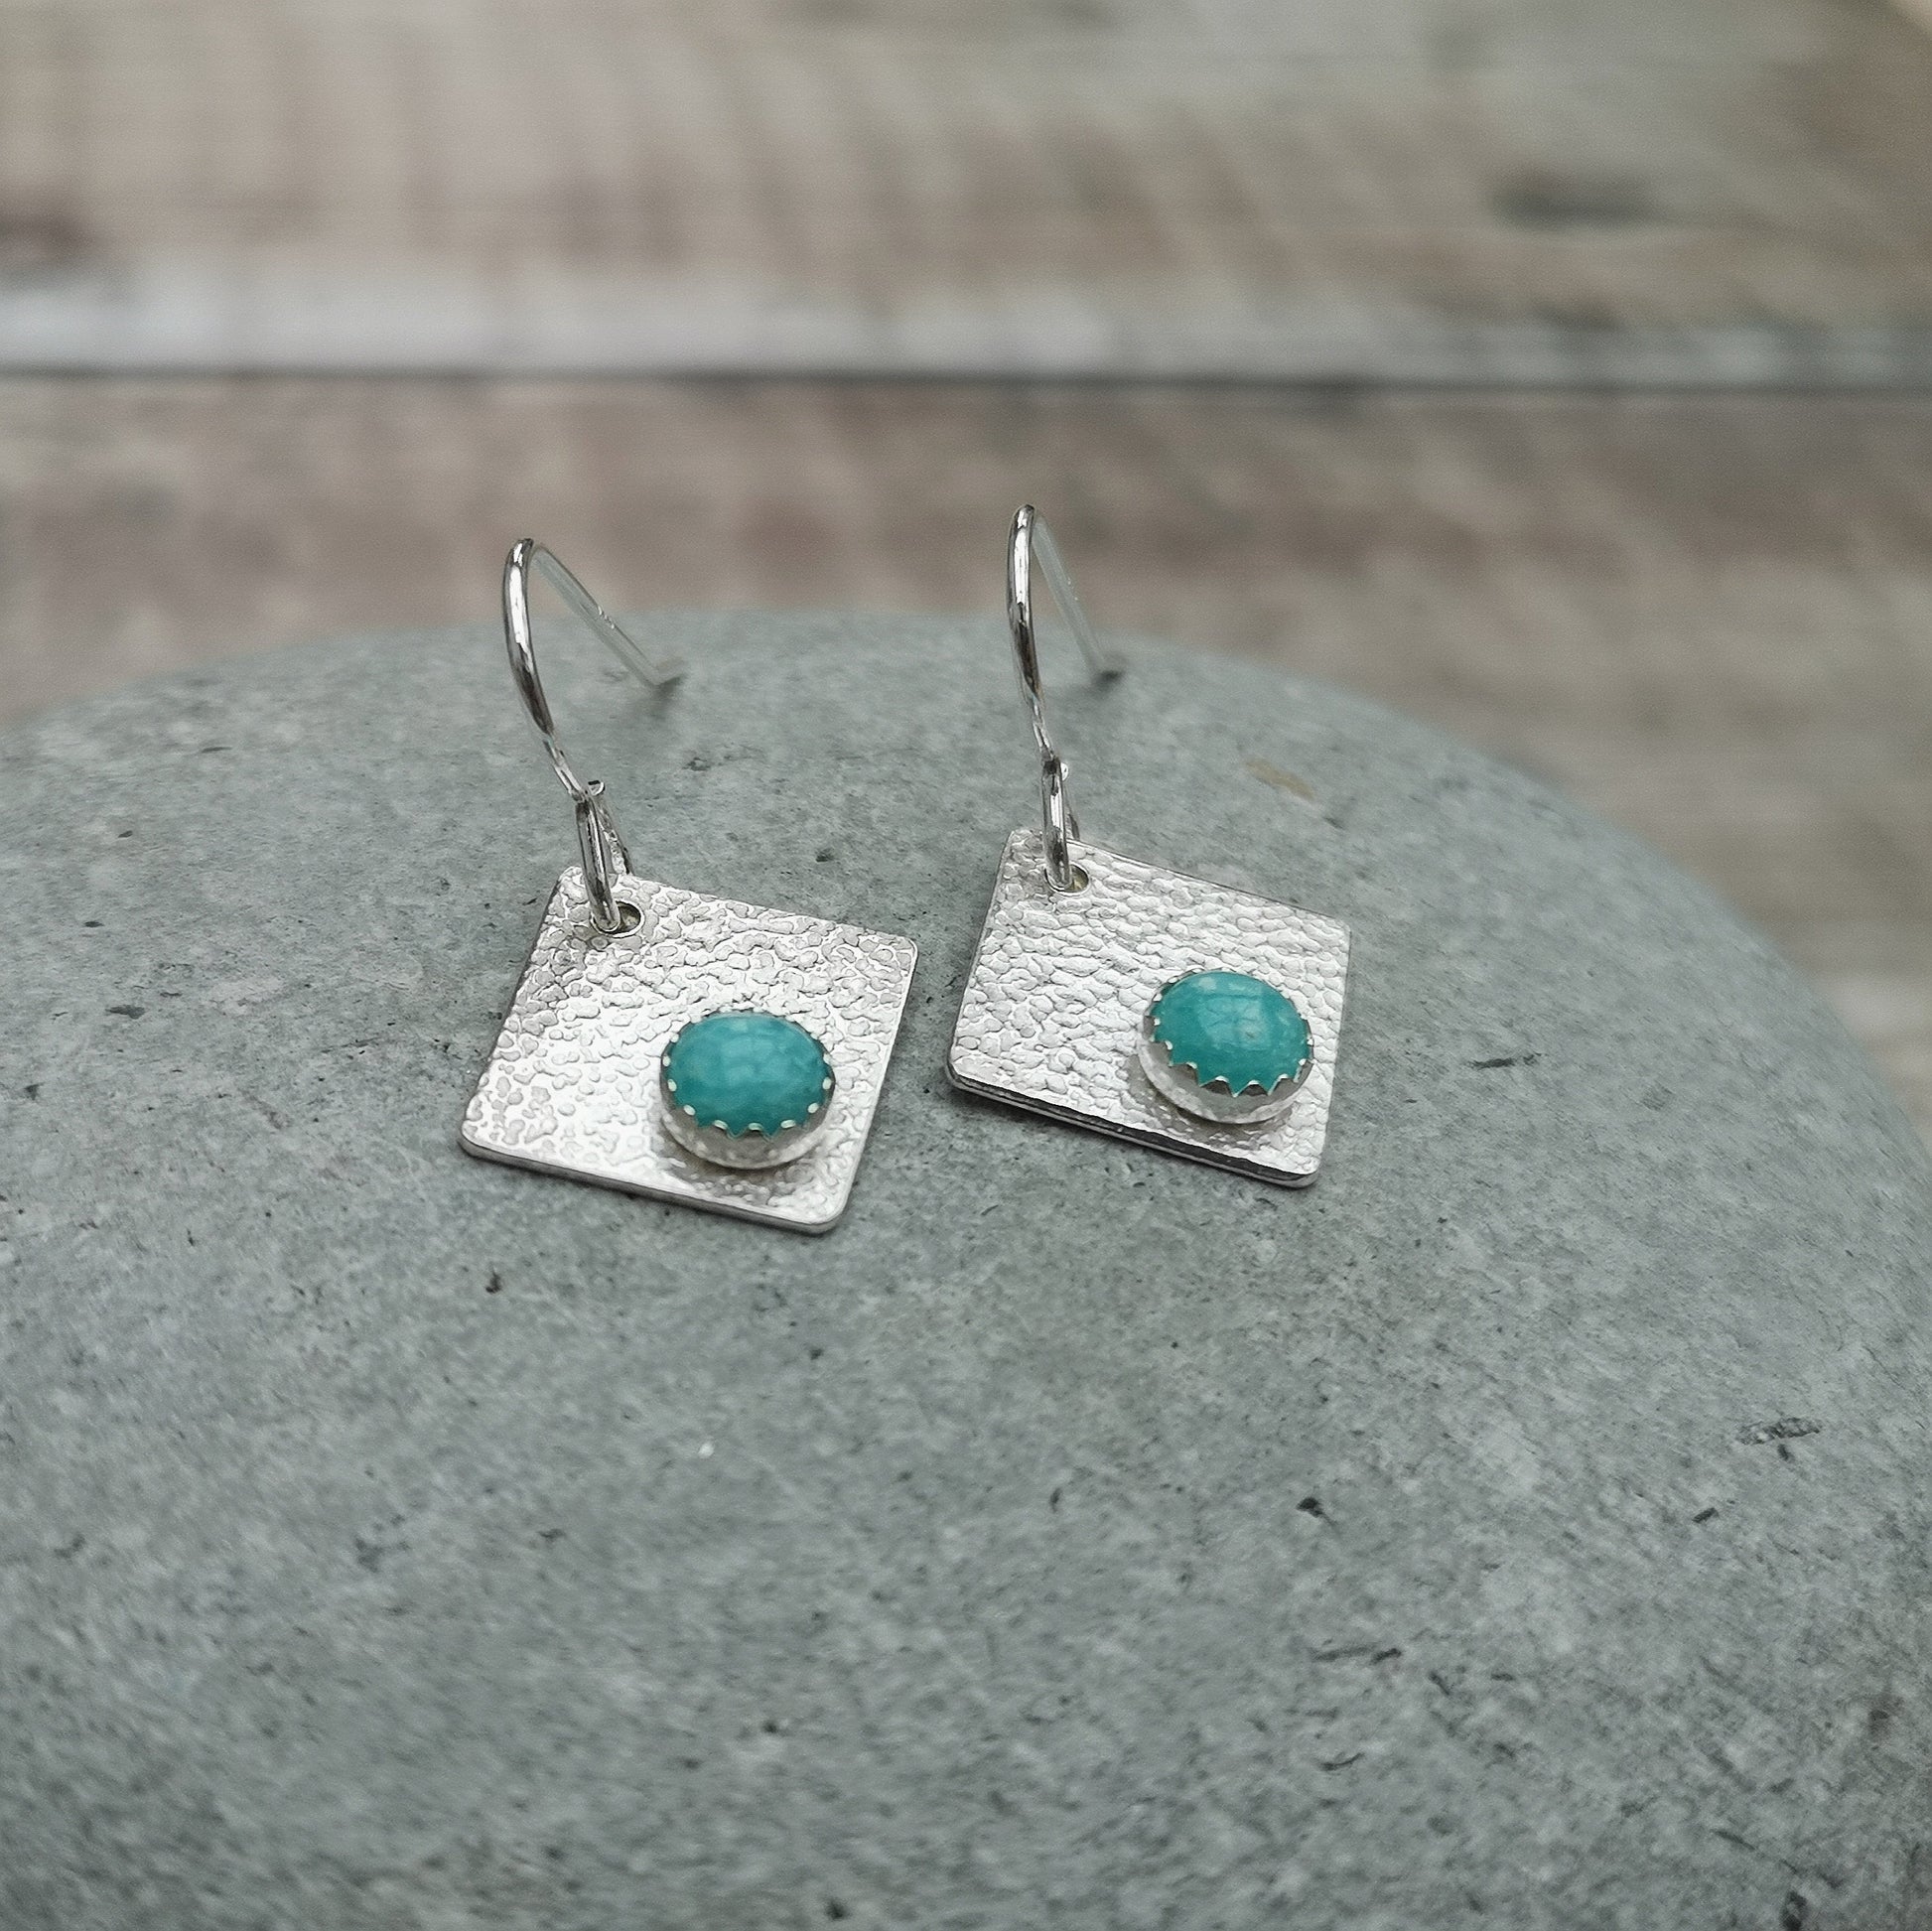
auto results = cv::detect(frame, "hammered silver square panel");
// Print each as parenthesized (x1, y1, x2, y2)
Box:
(463, 867, 917, 1232)
(948, 829, 1349, 1186)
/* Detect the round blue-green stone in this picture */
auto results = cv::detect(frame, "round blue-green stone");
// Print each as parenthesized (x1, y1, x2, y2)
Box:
(661, 1012, 832, 1138)
(1149, 970, 1311, 1095)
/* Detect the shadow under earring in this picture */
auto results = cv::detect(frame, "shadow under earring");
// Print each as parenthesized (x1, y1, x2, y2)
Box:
(462, 540, 917, 1232)
(946, 506, 1349, 1187)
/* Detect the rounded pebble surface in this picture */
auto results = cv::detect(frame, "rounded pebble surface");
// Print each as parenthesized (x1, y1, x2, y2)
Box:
(0, 613, 1928, 1929)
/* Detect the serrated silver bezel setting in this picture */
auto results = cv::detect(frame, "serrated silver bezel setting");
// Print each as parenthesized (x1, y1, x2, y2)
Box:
(657, 1015, 838, 1171)
(1136, 984, 1312, 1127)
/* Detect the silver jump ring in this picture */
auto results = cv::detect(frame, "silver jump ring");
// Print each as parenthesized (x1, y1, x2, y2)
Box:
(501, 538, 684, 933)
(1006, 505, 1122, 893)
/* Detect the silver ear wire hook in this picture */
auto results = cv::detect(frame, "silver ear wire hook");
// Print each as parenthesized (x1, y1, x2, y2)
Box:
(1007, 504, 1123, 894)
(502, 538, 684, 934)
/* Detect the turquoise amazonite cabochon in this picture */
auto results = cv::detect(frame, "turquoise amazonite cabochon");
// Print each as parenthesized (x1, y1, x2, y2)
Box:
(1149, 970, 1311, 1095)
(661, 1012, 833, 1138)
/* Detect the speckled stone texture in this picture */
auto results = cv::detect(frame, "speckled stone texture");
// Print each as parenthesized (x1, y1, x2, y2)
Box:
(1, 615, 1928, 1931)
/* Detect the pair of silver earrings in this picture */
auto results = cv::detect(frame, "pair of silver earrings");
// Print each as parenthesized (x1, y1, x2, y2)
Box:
(461, 511, 1351, 1232)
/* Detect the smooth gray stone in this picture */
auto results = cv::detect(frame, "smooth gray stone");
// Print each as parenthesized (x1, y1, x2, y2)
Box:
(1, 615, 1928, 1931)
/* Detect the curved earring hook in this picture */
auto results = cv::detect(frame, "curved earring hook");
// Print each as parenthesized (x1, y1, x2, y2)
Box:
(1007, 504, 1122, 893)
(502, 538, 684, 933)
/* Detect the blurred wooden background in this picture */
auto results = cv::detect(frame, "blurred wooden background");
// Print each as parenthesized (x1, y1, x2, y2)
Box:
(1, 0, 1929, 1130)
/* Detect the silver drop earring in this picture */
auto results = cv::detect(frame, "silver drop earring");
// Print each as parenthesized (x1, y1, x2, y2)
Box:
(462, 540, 918, 1232)
(947, 506, 1350, 1187)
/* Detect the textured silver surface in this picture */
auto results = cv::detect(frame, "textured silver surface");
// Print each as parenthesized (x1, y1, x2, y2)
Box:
(949, 830, 1349, 1185)
(463, 867, 916, 1231)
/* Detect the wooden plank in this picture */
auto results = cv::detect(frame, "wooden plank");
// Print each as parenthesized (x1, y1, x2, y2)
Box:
(1, 0, 1930, 378)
